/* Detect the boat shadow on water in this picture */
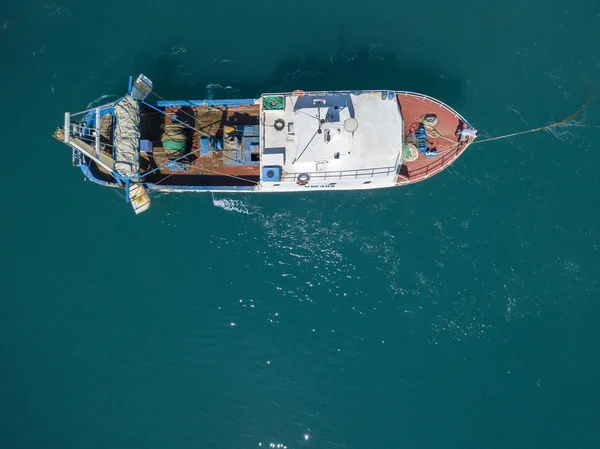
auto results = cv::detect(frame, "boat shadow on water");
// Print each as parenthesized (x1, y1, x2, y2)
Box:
(260, 50, 465, 108)
(123, 44, 465, 108)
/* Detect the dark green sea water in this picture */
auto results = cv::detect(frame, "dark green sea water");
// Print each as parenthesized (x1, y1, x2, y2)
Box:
(2, 2, 600, 448)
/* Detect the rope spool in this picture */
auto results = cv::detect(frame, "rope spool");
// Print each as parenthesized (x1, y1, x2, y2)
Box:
(418, 114, 441, 138)
(263, 96, 284, 110)
(419, 114, 438, 127)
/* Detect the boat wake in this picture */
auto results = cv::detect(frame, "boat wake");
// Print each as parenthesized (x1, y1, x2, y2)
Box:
(86, 94, 119, 109)
(203, 192, 513, 343)
(211, 195, 253, 215)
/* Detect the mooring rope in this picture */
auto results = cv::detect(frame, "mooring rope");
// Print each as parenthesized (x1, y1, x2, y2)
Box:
(473, 92, 598, 145)
(473, 125, 558, 144)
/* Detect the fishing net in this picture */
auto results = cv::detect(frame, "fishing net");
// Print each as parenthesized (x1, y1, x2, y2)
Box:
(475, 92, 599, 146)
(114, 96, 141, 178)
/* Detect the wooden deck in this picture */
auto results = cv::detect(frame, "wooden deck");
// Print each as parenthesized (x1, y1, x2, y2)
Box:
(396, 93, 471, 184)
(139, 104, 261, 184)
(53, 127, 115, 171)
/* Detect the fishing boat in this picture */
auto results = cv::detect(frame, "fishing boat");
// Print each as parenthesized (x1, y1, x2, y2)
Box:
(53, 74, 478, 214)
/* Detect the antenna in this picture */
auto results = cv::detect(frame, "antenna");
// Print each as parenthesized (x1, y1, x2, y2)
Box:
(314, 99, 326, 134)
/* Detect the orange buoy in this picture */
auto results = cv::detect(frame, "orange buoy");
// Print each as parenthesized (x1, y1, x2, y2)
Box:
(293, 89, 305, 97)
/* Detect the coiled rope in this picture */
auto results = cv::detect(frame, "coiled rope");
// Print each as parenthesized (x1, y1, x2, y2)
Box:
(418, 114, 457, 144)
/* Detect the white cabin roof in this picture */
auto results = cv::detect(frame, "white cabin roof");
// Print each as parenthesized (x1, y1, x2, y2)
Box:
(260, 91, 403, 176)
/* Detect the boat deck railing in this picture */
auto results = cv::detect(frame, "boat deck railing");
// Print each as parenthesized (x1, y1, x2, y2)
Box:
(399, 143, 469, 182)
(395, 91, 474, 127)
(265, 89, 387, 97)
(280, 165, 397, 182)
(262, 90, 473, 130)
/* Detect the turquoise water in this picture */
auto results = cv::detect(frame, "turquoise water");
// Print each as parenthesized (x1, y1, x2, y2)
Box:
(2, 1, 600, 448)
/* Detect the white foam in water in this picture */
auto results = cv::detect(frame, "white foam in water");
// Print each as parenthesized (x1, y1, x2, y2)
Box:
(211, 196, 253, 215)
(86, 94, 118, 109)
